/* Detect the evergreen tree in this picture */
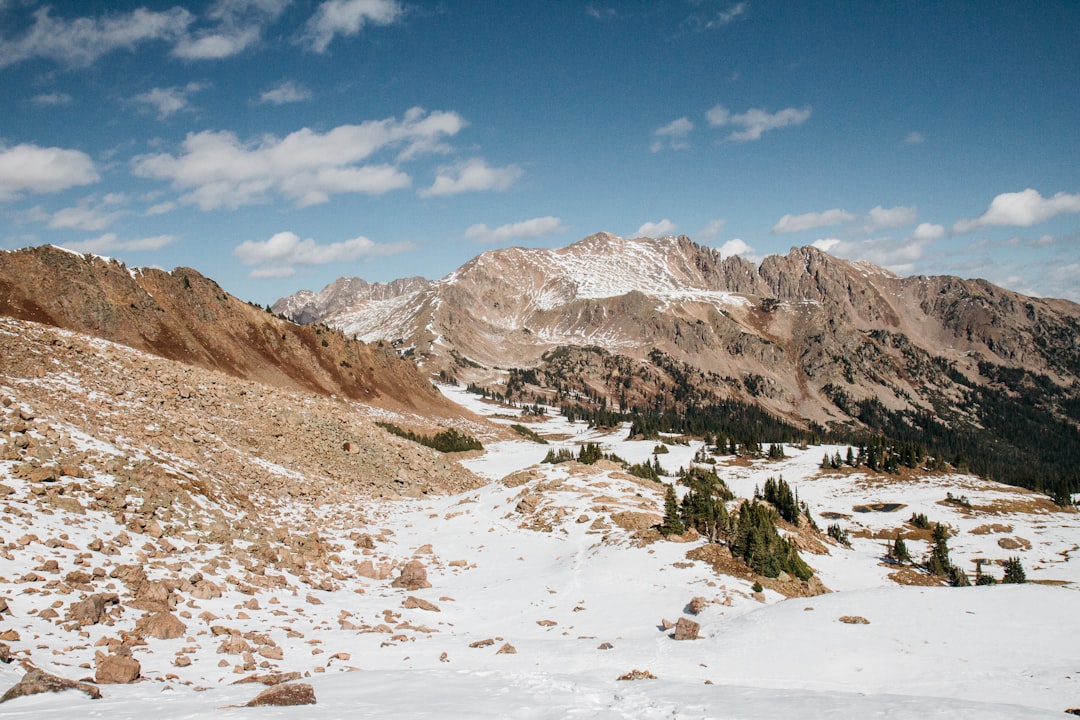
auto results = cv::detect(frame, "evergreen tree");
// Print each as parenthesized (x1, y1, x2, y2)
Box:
(845, 446, 856, 467)
(762, 476, 800, 524)
(1002, 556, 1027, 584)
(889, 533, 911, 564)
(731, 501, 813, 580)
(679, 467, 733, 542)
(925, 523, 952, 577)
(660, 484, 685, 536)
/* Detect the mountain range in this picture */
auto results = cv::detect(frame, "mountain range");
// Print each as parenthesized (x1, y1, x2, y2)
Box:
(275, 233, 1080, 496)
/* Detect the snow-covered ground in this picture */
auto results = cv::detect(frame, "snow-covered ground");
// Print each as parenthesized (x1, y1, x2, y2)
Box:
(1, 382, 1078, 718)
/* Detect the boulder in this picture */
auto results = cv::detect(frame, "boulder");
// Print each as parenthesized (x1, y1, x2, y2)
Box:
(96, 653, 141, 684)
(0, 668, 102, 702)
(68, 593, 119, 626)
(402, 596, 440, 612)
(134, 611, 187, 640)
(686, 596, 708, 615)
(391, 560, 431, 591)
(244, 682, 316, 707)
(673, 617, 700, 641)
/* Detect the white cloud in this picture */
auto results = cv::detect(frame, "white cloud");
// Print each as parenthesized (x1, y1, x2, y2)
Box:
(48, 193, 127, 231)
(132, 82, 208, 120)
(707, 2, 747, 28)
(905, 131, 925, 145)
(707, 104, 812, 142)
(173, 0, 289, 60)
(421, 158, 523, 198)
(301, 0, 403, 53)
(146, 201, 177, 216)
(31, 92, 74, 106)
(59, 233, 175, 254)
(858, 205, 917, 234)
(0, 6, 192, 69)
(0, 143, 99, 201)
(464, 216, 567, 244)
(718, 238, 755, 260)
(812, 224, 940, 275)
(772, 208, 854, 234)
(650, 117, 693, 153)
(635, 219, 678, 238)
(953, 188, 1080, 233)
(698, 218, 727, 239)
(911, 222, 945, 241)
(233, 230, 411, 277)
(259, 80, 312, 105)
(132, 107, 465, 209)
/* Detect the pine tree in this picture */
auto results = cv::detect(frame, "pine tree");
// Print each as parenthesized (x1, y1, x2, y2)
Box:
(845, 446, 856, 467)
(660, 484, 685, 536)
(890, 534, 910, 563)
(925, 523, 952, 576)
(1002, 556, 1027, 584)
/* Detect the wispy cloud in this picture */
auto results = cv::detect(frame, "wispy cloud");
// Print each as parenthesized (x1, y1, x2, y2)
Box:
(421, 158, 523, 197)
(31, 92, 74, 106)
(233, 230, 411, 278)
(132, 82, 208, 120)
(698, 218, 727, 239)
(707, 2, 747, 28)
(0, 143, 99, 201)
(708, 104, 811, 142)
(858, 205, 917, 234)
(772, 208, 853, 234)
(0, 6, 192, 69)
(173, 0, 290, 61)
(953, 188, 1080, 233)
(904, 131, 925, 145)
(464, 216, 567, 244)
(59, 233, 175, 254)
(132, 107, 466, 209)
(300, 0, 404, 54)
(650, 117, 694, 153)
(258, 80, 312, 105)
(48, 193, 127, 231)
(635, 219, 678, 237)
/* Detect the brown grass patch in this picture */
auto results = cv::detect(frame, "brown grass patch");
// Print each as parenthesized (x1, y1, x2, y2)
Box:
(888, 567, 945, 587)
(970, 523, 1013, 535)
(970, 497, 1063, 516)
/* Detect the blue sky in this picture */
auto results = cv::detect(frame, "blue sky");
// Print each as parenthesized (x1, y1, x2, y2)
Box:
(1, 0, 1078, 305)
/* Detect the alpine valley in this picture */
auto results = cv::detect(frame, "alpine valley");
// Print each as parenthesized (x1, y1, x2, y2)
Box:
(0, 237, 1078, 719)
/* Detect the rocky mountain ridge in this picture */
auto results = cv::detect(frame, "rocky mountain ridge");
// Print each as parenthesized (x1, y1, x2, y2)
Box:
(274, 232, 1080, 419)
(0, 245, 464, 420)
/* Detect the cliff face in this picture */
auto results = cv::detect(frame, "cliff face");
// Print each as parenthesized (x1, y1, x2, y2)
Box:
(0, 245, 462, 417)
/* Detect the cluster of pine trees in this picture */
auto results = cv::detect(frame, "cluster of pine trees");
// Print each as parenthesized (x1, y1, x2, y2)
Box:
(661, 469, 812, 581)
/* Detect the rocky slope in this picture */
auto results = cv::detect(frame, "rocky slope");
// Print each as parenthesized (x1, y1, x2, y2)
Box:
(0, 245, 463, 419)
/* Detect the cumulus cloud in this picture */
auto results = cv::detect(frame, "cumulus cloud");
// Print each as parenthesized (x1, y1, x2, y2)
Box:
(0, 143, 99, 201)
(301, 0, 403, 53)
(698, 218, 727, 239)
(259, 80, 312, 105)
(0, 6, 192, 69)
(707, 104, 812, 142)
(31, 92, 74, 106)
(811, 221, 943, 275)
(772, 208, 854, 234)
(464, 216, 567, 244)
(858, 205, 917, 234)
(650, 117, 693, 153)
(59, 233, 175, 254)
(132, 107, 465, 209)
(132, 82, 208, 119)
(953, 188, 1080, 233)
(635, 219, 678, 238)
(718, 238, 756, 260)
(233, 230, 411, 277)
(173, 0, 289, 60)
(48, 193, 127, 231)
(421, 158, 523, 197)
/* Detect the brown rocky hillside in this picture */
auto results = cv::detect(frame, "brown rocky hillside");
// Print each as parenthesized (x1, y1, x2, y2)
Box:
(0, 245, 464, 419)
